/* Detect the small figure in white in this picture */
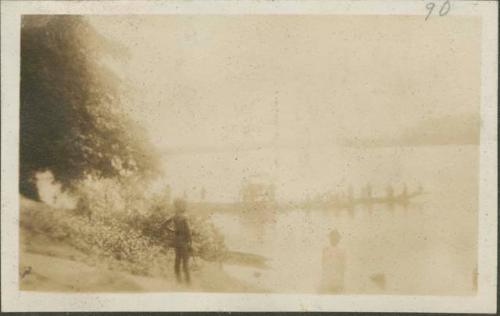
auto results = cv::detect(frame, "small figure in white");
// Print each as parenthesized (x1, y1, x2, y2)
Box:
(401, 183, 408, 199)
(320, 229, 345, 293)
(386, 184, 394, 200)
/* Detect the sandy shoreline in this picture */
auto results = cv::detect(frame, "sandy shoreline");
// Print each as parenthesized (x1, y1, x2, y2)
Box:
(20, 228, 265, 293)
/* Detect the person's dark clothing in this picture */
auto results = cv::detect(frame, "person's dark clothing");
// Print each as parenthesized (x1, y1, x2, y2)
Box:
(174, 245, 190, 283)
(166, 213, 192, 283)
(171, 214, 191, 247)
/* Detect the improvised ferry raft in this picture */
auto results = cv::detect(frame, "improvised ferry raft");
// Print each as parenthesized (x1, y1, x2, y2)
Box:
(190, 181, 426, 214)
(302, 184, 426, 210)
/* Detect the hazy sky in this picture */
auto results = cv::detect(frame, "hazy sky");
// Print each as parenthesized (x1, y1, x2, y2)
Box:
(86, 16, 480, 201)
(88, 15, 481, 150)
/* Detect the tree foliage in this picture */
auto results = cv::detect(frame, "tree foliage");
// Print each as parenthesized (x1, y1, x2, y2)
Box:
(20, 16, 160, 199)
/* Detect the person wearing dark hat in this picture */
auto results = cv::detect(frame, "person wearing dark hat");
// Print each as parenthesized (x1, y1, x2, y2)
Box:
(165, 198, 192, 284)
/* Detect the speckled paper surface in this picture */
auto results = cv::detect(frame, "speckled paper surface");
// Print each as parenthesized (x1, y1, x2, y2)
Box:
(1, 0, 497, 312)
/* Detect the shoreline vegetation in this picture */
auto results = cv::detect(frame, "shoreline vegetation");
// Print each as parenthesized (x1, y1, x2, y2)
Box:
(19, 196, 267, 293)
(18, 17, 268, 293)
(17, 15, 480, 297)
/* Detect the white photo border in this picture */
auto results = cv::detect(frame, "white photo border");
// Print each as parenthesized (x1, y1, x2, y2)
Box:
(1, 0, 497, 312)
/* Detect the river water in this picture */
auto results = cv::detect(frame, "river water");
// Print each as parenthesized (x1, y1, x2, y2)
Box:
(165, 145, 478, 295)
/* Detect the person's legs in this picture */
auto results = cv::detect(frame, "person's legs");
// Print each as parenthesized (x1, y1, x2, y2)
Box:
(182, 248, 191, 284)
(174, 247, 181, 282)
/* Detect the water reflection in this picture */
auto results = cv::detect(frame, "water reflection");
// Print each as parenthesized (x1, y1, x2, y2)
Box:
(237, 209, 277, 246)
(213, 198, 475, 295)
(185, 145, 478, 294)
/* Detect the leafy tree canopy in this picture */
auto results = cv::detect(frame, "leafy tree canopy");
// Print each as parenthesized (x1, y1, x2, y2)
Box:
(21, 15, 160, 200)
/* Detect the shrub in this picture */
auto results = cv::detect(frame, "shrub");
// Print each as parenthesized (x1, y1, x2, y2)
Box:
(21, 176, 228, 279)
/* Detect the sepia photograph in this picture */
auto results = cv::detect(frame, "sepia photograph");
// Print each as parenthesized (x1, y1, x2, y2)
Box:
(1, 0, 497, 313)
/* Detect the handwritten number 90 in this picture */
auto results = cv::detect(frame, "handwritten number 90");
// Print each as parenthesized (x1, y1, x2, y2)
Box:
(425, 0, 451, 21)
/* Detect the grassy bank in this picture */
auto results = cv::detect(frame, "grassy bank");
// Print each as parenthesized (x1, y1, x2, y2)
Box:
(19, 196, 264, 293)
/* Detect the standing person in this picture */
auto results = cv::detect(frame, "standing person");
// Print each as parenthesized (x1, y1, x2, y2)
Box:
(320, 229, 346, 293)
(386, 184, 394, 200)
(165, 198, 192, 284)
(347, 185, 354, 204)
(76, 197, 92, 221)
(366, 183, 373, 200)
(401, 183, 408, 199)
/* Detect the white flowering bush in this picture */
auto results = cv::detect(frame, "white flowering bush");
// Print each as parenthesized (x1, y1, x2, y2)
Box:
(21, 176, 227, 278)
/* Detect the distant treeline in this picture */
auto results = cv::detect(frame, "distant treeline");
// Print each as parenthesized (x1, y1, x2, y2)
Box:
(341, 112, 479, 147)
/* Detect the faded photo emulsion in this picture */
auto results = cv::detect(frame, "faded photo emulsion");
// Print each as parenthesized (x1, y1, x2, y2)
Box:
(18, 14, 482, 296)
